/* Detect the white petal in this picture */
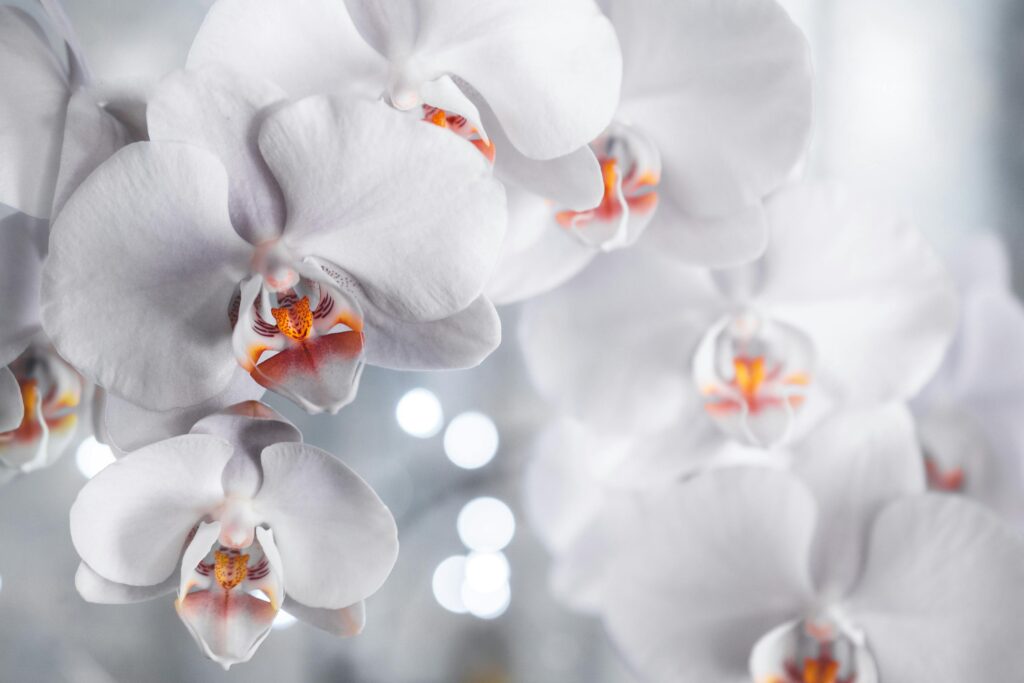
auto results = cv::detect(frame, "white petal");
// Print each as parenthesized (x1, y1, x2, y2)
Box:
(75, 561, 176, 604)
(0, 366, 22, 433)
(0, 7, 69, 218)
(147, 66, 288, 244)
(284, 597, 365, 637)
(612, 0, 812, 217)
(485, 187, 598, 305)
(848, 495, 1024, 681)
(261, 95, 506, 322)
(640, 194, 769, 268)
(605, 467, 816, 682)
(346, 0, 621, 159)
(0, 212, 43, 366)
(253, 442, 398, 609)
(102, 368, 266, 453)
(791, 404, 925, 596)
(758, 183, 959, 406)
(519, 249, 722, 435)
(188, 0, 386, 99)
(69, 434, 234, 586)
(42, 142, 253, 410)
(51, 90, 132, 218)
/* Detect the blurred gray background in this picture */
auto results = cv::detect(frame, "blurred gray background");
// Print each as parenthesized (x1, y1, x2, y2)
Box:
(0, 0, 1020, 681)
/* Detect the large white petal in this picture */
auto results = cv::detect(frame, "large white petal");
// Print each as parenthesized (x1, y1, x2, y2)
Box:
(188, 0, 386, 98)
(0, 213, 44, 366)
(261, 95, 506, 322)
(0, 7, 69, 218)
(102, 368, 266, 453)
(75, 561, 176, 604)
(42, 142, 253, 410)
(848, 495, 1024, 682)
(253, 442, 398, 609)
(758, 183, 958, 406)
(284, 598, 365, 637)
(147, 66, 288, 244)
(611, 0, 812, 217)
(790, 403, 925, 597)
(604, 467, 816, 682)
(345, 0, 621, 159)
(519, 249, 724, 435)
(70, 434, 234, 586)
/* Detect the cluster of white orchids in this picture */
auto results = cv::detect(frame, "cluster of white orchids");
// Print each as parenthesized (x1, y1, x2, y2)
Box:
(1, 0, 1023, 678)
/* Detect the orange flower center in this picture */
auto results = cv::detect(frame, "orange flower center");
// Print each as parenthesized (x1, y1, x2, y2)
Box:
(271, 296, 313, 341)
(214, 551, 249, 591)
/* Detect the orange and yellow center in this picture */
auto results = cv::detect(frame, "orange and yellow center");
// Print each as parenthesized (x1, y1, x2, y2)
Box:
(271, 297, 313, 341)
(214, 551, 249, 591)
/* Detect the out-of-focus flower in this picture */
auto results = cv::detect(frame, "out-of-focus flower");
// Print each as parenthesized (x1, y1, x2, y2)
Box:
(912, 233, 1024, 521)
(187, 0, 622, 204)
(42, 67, 505, 421)
(72, 401, 399, 670)
(487, 0, 814, 303)
(0, 212, 85, 483)
(600, 407, 1024, 682)
(520, 183, 957, 449)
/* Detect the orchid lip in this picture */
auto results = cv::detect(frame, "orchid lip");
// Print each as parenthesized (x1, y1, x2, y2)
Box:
(693, 312, 815, 448)
(750, 615, 877, 683)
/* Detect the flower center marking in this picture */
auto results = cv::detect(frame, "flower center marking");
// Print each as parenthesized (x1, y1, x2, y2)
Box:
(422, 105, 496, 162)
(556, 156, 658, 230)
(924, 455, 965, 492)
(213, 550, 249, 591)
(270, 296, 313, 341)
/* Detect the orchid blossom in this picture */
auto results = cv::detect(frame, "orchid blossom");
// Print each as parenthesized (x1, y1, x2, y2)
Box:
(520, 183, 957, 449)
(601, 406, 1024, 682)
(41, 66, 506, 422)
(187, 0, 622, 208)
(912, 233, 1024, 521)
(0, 211, 85, 483)
(71, 401, 399, 669)
(486, 0, 814, 303)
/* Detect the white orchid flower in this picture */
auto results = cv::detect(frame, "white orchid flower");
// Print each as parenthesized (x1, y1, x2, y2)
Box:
(520, 183, 957, 449)
(601, 405, 1024, 682)
(487, 0, 814, 304)
(187, 0, 621, 195)
(0, 3, 144, 221)
(0, 212, 85, 483)
(71, 401, 399, 670)
(912, 233, 1024, 520)
(41, 66, 506, 419)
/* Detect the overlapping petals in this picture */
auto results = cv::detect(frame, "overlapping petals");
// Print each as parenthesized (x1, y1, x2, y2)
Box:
(70, 402, 398, 669)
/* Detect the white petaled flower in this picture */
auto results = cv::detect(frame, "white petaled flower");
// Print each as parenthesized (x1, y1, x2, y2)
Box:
(486, 0, 814, 303)
(912, 233, 1024, 520)
(71, 401, 399, 670)
(0, 212, 85, 484)
(187, 0, 622, 201)
(600, 406, 1024, 682)
(41, 66, 506, 430)
(520, 183, 958, 449)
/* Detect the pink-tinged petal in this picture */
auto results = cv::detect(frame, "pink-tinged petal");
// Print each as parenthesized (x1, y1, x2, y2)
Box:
(0, 7, 69, 218)
(284, 598, 366, 637)
(759, 183, 959, 407)
(605, 468, 816, 682)
(175, 523, 283, 670)
(251, 331, 365, 415)
(790, 404, 924, 597)
(254, 442, 398, 609)
(102, 367, 266, 454)
(485, 187, 598, 305)
(0, 212, 44, 367)
(260, 95, 506, 322)
(51, 90, 133, 218)
(70, 434, 234, 586)
(0, 367, 22, 433)
(147, 66, 288, 244)
(346, 0, 621, 160)
(848, 495, 1024, 681)
(611, 0, 812, 218)
(519, 249, 723, 435)
(188, 0, 386, 99)
(42, 142, 253, 410)
(75, 561, 176, 604)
